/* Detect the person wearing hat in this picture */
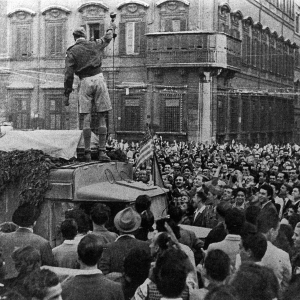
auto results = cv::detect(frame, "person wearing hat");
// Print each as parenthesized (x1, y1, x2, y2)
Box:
(64, 20, 116, 162)
(0, 203, 54, 280)
(99, 207, 150, 275)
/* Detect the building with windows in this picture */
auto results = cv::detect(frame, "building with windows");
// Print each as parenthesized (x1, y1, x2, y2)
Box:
(0, 0, 298, 144)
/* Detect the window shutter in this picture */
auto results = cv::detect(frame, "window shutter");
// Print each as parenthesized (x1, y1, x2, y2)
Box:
(119, 22, 126, 55)
(139, 22, 146, 54)
(180, 19, 187, 31)
(17, 26, 30, 58)
(134, 22, 140, 53)
(126, 22, 135, 54)
(242, 35, 247, 64)
(22, 27, 30, 57)
(100, 23, 105, 38)
(55, 24, 63, 55)
(165, 19, 172, 32)
(257, 40, 261, 69)
(48, 24, 56, 55)
(16, 27, 22, 57)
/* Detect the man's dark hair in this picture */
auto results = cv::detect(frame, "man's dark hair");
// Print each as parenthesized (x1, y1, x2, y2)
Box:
(204, 249, 230, 282)
(257, 208, 279, 234)
(156, 218, 181, 240)
(154, 248, 188, 298)
(205, 286, 237, 300)
(233, 187, 247, 198)
(281, 183, 292, 194)
(240, 221, 257, 240)
(225, 208, 245, 235)
(12, 203, 40, 227)
(24, 269, 60, 300)
(216, 201, 231, 219)
(124, 248, 152, 286)
(230, 263, 279, 300)
(173, 173, 184, 181)
(135, 195, 151, 213)
(245, 205, 261, 226)
(90, 204, 111, 226)
(196, 190, 208, 204)
(61, 218, 78, 240)
(223, 185, 234, 191)
(65, 208, 90, 234)
(77, 234, 103, 266)
(242, 233, 267, 261)
(12, 245, 41, 275)
(168, 206, 183, 224)
(260, 184, 273, 198)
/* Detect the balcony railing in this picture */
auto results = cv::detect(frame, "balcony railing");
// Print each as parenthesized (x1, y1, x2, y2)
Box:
(145, 31, 241, 71)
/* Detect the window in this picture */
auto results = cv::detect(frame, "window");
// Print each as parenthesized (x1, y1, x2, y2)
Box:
(161, 18, 186, 32)
(251, 97, 260, 131)
(9, 10, 35, 59)
(217, 95, 226, 133)
(46, 23, 64, 57)
(160, 93, 184, 132)
(85, 23, 105, 41)
(241, 95, 250, 132)
(119, 21, 146, 55)
(78, 2, 109, 46)
(11, 91, 31, 129)
(296, 14, 300, 34)
(119, 94, 142, 131)
(124, 96, 141, 130)
(229, 96, 239, 132)
(157, 0, 189, 33)
(45, 93, 68, 130)
(43, 7, 70, 58)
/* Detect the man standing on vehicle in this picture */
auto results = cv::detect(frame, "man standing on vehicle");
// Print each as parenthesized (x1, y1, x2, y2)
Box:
(64, 19, 116, 162)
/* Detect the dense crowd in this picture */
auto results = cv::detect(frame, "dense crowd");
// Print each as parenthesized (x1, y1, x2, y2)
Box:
(1, 140, 300, 299)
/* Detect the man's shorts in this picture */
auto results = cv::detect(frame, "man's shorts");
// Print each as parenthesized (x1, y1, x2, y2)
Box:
(78, 73, 112, 113)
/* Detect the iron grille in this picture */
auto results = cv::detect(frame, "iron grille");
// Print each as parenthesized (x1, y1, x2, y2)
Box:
(162, 93, 183, 132)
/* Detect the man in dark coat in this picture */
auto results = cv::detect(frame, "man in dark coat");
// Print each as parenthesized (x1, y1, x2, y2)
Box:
(62, 235, 124, 300)
(64, 21, 116, 162)
(99, 207, 150, 275)
(0, 203, 54, 279)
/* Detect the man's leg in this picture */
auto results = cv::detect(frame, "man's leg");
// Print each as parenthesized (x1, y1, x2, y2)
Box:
(98, 112, 110, 162)
(82, 113, 92, 162)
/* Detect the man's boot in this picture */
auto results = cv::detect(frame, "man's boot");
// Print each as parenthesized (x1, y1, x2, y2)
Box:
(98, 126, 111, 162)
(82, 128, 92, 162)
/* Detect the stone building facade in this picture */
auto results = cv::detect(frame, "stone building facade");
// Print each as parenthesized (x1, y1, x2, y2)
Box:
(0, 0, 298, 144)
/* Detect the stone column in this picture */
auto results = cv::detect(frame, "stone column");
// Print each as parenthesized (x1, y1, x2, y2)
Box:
(198, 71, 213, 143)
(237, 93, 242, 141)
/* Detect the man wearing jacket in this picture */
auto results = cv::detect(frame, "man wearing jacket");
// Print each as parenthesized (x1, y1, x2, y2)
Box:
(64, 21, 116, 162)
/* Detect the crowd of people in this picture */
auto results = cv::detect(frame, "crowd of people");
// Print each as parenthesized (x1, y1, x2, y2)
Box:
(1, 139, 300, 299)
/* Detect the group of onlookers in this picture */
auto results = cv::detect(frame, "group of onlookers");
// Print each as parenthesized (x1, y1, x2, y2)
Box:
(2, 140, 300, 299)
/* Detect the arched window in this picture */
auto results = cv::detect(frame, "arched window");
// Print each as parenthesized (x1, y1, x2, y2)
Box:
(8, 8, 36, 59)
(117, 1, 149, 55)
(156, 0, 189, 32)
(42, 6, 70, 58)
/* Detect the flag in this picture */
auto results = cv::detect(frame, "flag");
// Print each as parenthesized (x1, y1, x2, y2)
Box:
(136, 126, 153, 168)
(152, 151, 164, 188)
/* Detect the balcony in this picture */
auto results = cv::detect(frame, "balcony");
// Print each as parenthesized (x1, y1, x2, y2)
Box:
(145, 31, 241, 71)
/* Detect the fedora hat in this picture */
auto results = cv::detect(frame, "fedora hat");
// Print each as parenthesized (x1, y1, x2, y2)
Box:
(114, 207, 141, 233)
